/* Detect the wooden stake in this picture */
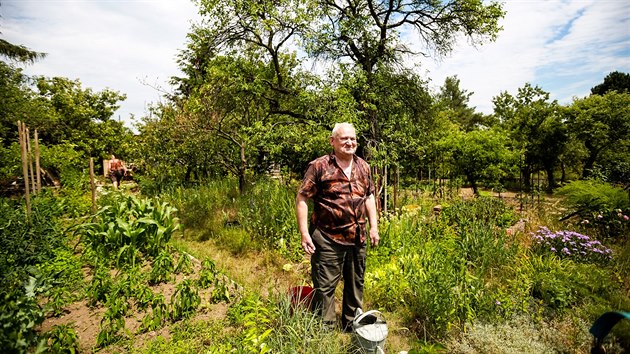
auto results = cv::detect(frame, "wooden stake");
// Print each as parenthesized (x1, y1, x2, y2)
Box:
(90, 157, 96, 213)
(27, 128, 36, 194)
(383, 164, 388, 214)
(35, 130, 41, 193)
(18, 121, 31, 217)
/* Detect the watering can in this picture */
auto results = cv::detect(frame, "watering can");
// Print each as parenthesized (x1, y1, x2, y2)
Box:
(352, 308, 388, 354)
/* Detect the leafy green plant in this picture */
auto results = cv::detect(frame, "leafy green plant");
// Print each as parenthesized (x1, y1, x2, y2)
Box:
(139, 294, 168, 333)
(97, 295, 130, 347)
(174, 252, 193, 275)
(197, 259, 217, 289)
(211, 276, 233, 304)
(86, 265, 112, 307)
(0, 277, 46, 352)
(46, 324, 80, 353)
(149, 249, 174, 285)
(170, 280, 201, 321)
(133, 284, 155, 311)
(227, 294, 275, 354)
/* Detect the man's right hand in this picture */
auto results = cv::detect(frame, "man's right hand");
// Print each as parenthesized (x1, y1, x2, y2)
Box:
(301, 233, 316, 255)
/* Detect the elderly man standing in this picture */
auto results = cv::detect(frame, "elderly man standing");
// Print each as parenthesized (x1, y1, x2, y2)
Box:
(296, 122, 379, 332)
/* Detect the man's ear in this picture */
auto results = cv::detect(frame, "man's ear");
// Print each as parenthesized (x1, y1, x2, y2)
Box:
(329, 136, 335, 146)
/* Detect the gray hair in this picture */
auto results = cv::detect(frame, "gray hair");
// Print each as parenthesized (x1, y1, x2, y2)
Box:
(331, 122, 355, 138)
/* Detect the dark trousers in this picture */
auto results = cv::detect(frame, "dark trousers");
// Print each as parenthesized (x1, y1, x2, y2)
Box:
(310, 228, 366, 330)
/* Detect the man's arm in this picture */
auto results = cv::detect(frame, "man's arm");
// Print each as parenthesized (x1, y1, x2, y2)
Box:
(365, 194, 379, 246)
(296, 193, 315, 254)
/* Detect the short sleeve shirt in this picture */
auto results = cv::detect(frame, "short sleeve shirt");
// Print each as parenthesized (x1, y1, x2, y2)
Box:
(298, 153, 375, 246)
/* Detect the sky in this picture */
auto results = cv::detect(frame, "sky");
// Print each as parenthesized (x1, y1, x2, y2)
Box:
(2, 0, 630, 129)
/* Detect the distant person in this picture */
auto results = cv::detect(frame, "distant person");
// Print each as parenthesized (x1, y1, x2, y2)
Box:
(108, 155, 126, 189)
(296, 122, 379, 332)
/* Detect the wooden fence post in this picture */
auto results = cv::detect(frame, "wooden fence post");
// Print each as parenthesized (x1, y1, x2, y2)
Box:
(18, 121, 31, 217)
(35, 129, 41, 193)
(27, 128, 36, 194)
(90, 158, 96, 213)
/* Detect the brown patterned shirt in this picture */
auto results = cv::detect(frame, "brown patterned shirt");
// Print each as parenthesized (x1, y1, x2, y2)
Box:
(298, 153, 375, 246)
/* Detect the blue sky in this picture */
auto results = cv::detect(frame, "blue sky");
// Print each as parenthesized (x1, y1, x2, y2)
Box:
(2, 0, 629, 128)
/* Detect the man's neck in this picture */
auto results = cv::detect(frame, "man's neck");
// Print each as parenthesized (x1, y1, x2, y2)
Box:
(334, 153, 353, 166)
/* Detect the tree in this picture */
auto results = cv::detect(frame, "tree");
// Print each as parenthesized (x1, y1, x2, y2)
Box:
(438, 127, 512, 195)
(591, 71, 630, 95)
(0, 39, 46, 63)
(175, 0, 315, 120)
(564, 91, 630, 179)
(32, 77, 130, 161)
(493, 84, 566, 192)
(435, 75, 494, 131)
(306, 0, 504, 147)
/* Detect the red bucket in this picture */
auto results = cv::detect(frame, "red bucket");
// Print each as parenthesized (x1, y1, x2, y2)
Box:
(289, 285, 314, 311)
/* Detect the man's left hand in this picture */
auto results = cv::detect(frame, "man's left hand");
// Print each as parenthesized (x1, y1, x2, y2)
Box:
(369, 228, 379, 247)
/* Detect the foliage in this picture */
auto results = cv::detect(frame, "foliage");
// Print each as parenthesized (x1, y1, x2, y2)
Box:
(170, 280, 201, 321)
(578, 208, 630, 243)
(367, 197, 521, 339)
(591, 71, 630, 95)
(556, 180, 629, 218)
(227, 294, 275, 354)
(530, 227, 612, 265)
(437, 127, 514, 194)
(197, 259, 217, 289)
(493, 83, 566, 191)
(45, 324, 80, 354)
(436, 76, 495, 131)
(166, 178, 302, 260)
(564, 91, 630, 178)
(0, 194, 65, 288)
(0, 276, 47, 353)
(38, 247, 84, 316)
(77, 193, 180, 264)
(446, 315, 590, 353)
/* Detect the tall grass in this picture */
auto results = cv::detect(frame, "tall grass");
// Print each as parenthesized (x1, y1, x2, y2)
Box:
(164, 178, 302, 260)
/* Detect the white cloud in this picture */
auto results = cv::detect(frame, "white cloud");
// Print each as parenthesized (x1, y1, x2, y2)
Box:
(422, 0, 630, 113)
(2, 0, 200, 128)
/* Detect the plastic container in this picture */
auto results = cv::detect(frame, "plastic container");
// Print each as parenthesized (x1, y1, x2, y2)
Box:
(288, 285, 314, 312)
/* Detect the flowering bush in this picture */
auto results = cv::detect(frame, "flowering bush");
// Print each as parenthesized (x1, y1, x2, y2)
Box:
(578, 209, 629, 243)
(530, 227, 612, 264)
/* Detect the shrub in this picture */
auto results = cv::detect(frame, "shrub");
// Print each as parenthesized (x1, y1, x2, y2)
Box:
(530, 227, 613, 264)
(577, 208, 630, 243)
(532, 226, 612, 263)
(556, 180, 629, 218)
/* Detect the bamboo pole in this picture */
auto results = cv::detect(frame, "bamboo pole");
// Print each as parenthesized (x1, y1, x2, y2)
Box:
(18, 121, 31, 217)
(35, 130, 41, 193)
(27, 128, 36, 194)
(90, 157, 96, 213)
(383, 164, 388, 214)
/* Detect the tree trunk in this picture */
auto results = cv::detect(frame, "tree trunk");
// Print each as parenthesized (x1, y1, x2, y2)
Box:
(238, 144, 247, 194)
(545, 166, 555, 193)
(522, 166, 532, 192)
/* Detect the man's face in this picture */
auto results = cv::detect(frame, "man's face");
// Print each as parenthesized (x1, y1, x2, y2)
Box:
(330, 126, 357, 159)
